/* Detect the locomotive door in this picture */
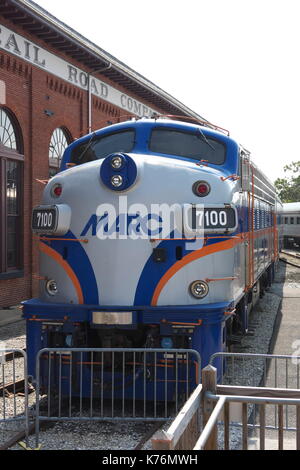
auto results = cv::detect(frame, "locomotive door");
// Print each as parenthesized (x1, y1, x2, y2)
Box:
(241, 153, 254, 289)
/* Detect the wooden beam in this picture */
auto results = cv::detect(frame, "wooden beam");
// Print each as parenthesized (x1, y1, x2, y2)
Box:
(151, 430, 173, 451)
(202, 365, 218, 450)
(167, 384, 202, 449)
(259, 404, 266, 450)
(217, 384, 300, 400)
(151, 384, 202, 450)
(242, 403, 248, 450)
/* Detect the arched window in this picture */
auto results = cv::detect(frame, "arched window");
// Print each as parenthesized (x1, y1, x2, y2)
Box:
(0, 108, 18, 150)
(0, 108, 23, 277)
(49, 127, 71, 176)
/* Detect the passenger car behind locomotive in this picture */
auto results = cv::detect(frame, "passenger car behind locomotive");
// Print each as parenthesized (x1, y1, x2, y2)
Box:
(282, 202, 300, 248)
(24, 117, 282, 397)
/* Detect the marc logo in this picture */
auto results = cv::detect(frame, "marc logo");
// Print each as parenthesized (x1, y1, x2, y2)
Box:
(80, 196, 205, 250)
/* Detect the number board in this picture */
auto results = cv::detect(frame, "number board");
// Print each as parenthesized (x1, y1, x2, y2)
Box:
(191, 207, 236, 230)
(32, 207, 57, 232)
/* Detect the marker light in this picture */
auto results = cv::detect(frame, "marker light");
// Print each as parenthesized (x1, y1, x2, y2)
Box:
(51, 183, 62, 198)
(46, 279, 58, 296)
(111, 155, 124, 170)
(193, 181, 210, 197)
(161, 337, 174, 349)
(65, 335, 73, 347)
(189, 280, 209, 299)
(111, 175, 123, 187)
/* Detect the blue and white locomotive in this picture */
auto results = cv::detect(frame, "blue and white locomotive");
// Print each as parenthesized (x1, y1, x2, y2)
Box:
(24, 116, 282, 393)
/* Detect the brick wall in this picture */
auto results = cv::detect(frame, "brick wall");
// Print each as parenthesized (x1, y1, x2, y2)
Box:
(0, 15, 165, 307)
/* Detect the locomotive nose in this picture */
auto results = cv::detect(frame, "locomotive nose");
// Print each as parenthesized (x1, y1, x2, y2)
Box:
(100, 153, 138, 192)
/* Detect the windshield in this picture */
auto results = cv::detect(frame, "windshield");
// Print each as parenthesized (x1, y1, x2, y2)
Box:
(71, 130, 135, 165)
(149, 128, 226, 164)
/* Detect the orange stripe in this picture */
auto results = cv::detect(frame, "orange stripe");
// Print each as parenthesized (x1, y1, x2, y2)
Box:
(151, 236, 241, 306)
(151, 226, 277, 306)
(39, 242, 84, 304)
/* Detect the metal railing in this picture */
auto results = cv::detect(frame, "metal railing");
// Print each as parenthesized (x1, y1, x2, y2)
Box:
(210, 352, 300, 389)
(2, 347, 300, 449)
(152, 364, 300, 450)
(209, 352, 300, 432)
(35, 348, 201, 446)
(0, 348, 29, 447)
(194, 393, 300, 450)
(196, 365, 300, 450)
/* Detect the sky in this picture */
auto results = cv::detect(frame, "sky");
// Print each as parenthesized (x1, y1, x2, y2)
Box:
(32, 0, 300, 183)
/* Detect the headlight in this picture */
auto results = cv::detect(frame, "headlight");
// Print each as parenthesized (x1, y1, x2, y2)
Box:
(100, 153, 137, 192)
(111, 175, 123, 187)
(189, 280, 209, 299)
(46, 279, 58, 296)
(111, 155, 124, 170)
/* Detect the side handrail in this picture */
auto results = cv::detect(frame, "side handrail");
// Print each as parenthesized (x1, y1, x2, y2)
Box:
(152, 384, 203, 450)
(193, 396, 226, 450)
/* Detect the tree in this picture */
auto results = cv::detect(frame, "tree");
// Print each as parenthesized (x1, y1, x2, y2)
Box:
(274, 161, 300, 202)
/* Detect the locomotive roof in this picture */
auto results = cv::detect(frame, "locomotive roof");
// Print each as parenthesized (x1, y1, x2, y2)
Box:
(71, 118, 233, 148)
(100, 117, 229, 135)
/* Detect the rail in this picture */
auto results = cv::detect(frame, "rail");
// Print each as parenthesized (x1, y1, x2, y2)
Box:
(198, 376, 300, 450)
(210, 352, 300, 432)
(152, 364, 300, 450)
(209, 352, 300, 389)
(152, 384, 202, 450)
(1, 348, 299, 450)
(35, 347, 201, 447)
(0, 348, 30, 448)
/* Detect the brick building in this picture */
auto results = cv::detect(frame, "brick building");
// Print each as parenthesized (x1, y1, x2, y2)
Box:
(0, 0, 206, 307)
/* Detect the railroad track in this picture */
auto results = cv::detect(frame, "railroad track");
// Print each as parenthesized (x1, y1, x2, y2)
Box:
(0, 378, 34, 398)
(0, 349, 25, 362)
(280, 250, 300, 268)
(0, 348, 31, 397)
(281, 249, 300, 259)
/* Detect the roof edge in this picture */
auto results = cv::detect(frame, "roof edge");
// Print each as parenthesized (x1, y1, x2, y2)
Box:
(8, 0, 210, 124)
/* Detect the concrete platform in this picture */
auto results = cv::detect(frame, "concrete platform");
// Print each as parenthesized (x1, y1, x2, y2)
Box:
(249, 433, 297, 450)
(248, 271, 300, 450)
(281, 287, 300, 298)
(0, 305, 24, 326)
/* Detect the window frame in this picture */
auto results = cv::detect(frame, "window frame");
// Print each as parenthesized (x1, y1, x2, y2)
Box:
(149, 127, 226, 165)
(49, 127, 71, 176)
(0, 108, 24, 279)
(70, 129, 136, 166)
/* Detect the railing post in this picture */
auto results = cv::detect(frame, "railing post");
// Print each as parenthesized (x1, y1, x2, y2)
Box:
(201, 365, 218, 450)
(152, 430, 174, 450)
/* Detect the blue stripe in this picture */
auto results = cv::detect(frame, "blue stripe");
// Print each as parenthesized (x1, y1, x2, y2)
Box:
(44, 231, 99, 304)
